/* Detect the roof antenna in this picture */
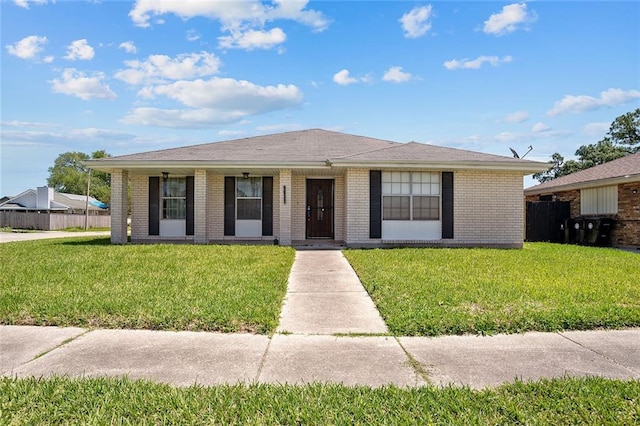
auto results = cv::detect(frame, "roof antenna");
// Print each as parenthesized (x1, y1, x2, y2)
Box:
(509, 145, 533, 159)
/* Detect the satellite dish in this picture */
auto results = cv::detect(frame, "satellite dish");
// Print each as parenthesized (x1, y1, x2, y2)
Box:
(509, 146, 533, 159)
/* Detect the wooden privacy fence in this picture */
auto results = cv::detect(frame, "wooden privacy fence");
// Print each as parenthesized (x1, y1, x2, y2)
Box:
(0, 211, 110, 230)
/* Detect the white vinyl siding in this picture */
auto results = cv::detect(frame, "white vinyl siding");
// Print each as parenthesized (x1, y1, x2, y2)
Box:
(581, 186, 618, 215)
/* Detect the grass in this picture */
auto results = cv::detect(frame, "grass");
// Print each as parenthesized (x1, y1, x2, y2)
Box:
(343, 243, 640, 336)
(62, 226, 111, 232)
(1, 376, 638, 424)
(0, 238, 295, 334)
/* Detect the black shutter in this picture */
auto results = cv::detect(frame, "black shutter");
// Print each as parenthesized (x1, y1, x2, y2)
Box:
(369, 170, 382, 239)
(224, 176, 235, 236)
(186, 176, 194, 236)
(148, 177, 160, 236)
(262, 177, 273, 236)
(442, 172, 454, 239)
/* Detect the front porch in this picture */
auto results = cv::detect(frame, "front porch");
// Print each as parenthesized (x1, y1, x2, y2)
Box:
(109, 168, 368, 247)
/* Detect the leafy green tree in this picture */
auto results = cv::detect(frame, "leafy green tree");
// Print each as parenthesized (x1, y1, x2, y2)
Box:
(47, 150, 112, 204)
(534, 109, 640, 183)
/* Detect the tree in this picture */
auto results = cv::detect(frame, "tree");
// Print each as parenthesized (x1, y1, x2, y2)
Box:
(534, 109, 640, 183)
(47, 150, 112, 204)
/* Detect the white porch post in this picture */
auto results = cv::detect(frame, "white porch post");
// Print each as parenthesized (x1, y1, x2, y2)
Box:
(110, 169, 128, 244)
(279, 169, 292, 245)
(194, 169, 208, 244)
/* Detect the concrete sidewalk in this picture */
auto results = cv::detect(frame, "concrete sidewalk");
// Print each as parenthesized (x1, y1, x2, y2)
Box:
(0, 231, 110, 243)
(2, 326, 638, 389)
(277, 250, 388, 334)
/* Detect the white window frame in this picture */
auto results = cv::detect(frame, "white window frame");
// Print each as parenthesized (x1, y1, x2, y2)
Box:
(236, 177, 263, 221)
(161, 177, 186, 220)
(382, 171, 440, 221)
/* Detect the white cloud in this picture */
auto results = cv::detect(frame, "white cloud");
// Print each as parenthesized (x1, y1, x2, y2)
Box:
(547, 88, 640, 116)
(499, 110, 529, 123)
(584, 122, 610, 138)
(186, 29, 201, 42)
(123, 77, 303, 128)
(218, 130, 247, 137)
(5, 35, 47, 60)
(382, 66, 413, 83)
(13, 0, 51, 9)
(1, 126, 134, 147)
(64, 39, 95, 61)
(115, 52, 222, 85)
(531, 122, 550, 133)
(444, 55, 512, 70)
(399, 5, 433, 39)
(256, 123, 303, 133)
(483, 3, 535, 35)
(50, 68, 117, 100)
(128, 0, 328, 50)
(333, 69, 370, 86)
(219, 28, 286, 50)
(118, 41, 137, 54)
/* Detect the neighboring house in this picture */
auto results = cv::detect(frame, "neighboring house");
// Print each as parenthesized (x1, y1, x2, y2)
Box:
(524, 153, 640, 247)
(86, 129, 547, 248)
(0, 186, 110, 230)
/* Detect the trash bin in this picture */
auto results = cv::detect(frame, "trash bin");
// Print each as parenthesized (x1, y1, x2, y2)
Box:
(567, 218, 584, 245)
(583, 218, 600, 245)
(578, 217, 615, 247)
(595, 218, 615, 247)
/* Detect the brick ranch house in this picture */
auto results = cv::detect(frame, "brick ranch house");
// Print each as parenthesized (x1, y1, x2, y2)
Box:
(86, 129, 548, 248)
(525, 152, 640, 247)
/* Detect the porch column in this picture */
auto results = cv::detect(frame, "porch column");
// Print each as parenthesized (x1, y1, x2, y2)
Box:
(279, 169, 292, 245)
(110, 169, 128, 244)
(194, 169, 208, 244)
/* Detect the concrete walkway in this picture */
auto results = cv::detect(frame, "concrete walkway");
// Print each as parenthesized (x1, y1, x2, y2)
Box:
(277, 250, 387, 335)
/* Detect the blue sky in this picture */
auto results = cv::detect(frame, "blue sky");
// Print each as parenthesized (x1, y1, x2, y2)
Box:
(2, 0, 639, 196)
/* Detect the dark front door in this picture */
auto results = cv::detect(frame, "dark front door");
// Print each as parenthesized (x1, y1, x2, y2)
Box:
(306, 179, 334, 239)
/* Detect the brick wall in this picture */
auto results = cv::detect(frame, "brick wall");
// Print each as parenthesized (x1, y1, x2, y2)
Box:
(291, 174, 306, 240)
(207, 174, 224, 240)
(345, 168, 371, 245)
(613, 182, 640, 246)
(194, 170, 208, 243)
(110, 170, 128, 244)
(454, 170, 524, 247)
(130, 174, 148, 241)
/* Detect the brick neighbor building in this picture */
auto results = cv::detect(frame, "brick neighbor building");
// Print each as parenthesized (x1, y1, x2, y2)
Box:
(525, 153, 640, 247)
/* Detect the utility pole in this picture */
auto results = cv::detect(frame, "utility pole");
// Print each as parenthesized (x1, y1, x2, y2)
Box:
(85, 169, 91, 230)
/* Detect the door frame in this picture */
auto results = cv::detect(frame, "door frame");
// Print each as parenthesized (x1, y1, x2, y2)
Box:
(305, 178, 335, 239)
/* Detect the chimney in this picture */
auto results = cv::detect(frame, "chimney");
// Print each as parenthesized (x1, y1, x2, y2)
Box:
(36, 187, 53, 209)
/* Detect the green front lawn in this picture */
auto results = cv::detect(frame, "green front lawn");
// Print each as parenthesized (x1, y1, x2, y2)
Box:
(2, 376, 638, 424)
(0, 238, 295, 334)
(344, 243, 640, 336)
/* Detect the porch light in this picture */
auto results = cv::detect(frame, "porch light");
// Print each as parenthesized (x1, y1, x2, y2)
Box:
(242, 172, 250, 179)
(162, 171, 169, 180)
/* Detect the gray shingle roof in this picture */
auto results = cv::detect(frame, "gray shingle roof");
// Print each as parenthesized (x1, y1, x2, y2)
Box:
(525, 152, 640, 194)
(108, 129, 398, 162)
(87, 129, 546, 172)
(336, 141, 524, 163)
